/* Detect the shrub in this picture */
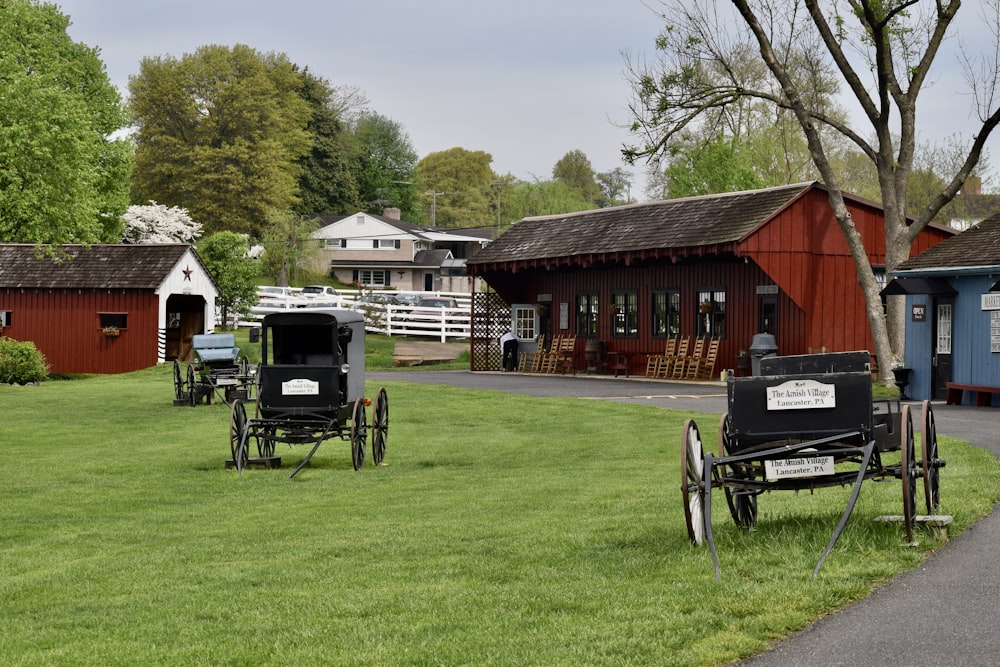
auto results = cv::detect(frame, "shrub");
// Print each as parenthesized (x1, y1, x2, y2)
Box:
(0, 337, 49, 384)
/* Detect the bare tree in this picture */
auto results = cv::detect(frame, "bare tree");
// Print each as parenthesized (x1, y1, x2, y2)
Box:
(625, 0, 1000, 381)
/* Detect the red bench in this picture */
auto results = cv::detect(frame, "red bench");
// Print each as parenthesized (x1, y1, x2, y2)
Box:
(945, 382, 1000, 407)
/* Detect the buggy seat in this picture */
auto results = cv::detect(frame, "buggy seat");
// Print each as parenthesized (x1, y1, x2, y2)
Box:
(192, 333, 240, 364)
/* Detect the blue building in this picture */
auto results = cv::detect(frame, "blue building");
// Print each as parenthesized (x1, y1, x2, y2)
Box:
(886, 214, 1000, 403)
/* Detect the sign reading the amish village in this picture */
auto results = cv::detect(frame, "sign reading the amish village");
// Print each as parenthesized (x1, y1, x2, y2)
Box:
(282, 378, 320, 396)
(766, 379, 836, 410)
(765, 456, 835, 480)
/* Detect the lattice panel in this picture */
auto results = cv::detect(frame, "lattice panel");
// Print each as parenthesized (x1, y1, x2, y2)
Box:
(470, 290, 510, 371)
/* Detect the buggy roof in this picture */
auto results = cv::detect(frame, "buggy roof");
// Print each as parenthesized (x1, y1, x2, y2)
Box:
(262, 309, 363, 328)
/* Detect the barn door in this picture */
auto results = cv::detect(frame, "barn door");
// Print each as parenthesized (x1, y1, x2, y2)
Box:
(931, 299, 953, 400)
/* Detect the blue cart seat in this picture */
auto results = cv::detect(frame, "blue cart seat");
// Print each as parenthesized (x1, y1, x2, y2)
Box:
(192, 333, 240, 364)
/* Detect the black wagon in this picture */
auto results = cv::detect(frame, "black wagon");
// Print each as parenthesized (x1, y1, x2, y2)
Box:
(172, 333, 255, 406)
(681, 351, 943, 578)
(228, 309, 388, 478)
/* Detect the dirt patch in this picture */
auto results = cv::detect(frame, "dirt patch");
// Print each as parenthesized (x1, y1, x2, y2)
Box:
(392, 341, 466, 367)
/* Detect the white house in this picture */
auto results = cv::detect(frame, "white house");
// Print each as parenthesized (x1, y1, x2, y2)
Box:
(311, 208, 492, 293)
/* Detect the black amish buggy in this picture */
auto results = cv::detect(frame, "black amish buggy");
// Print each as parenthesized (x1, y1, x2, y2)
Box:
(172, 333, 255, 406)
(681, 351, 943, 578)
(228, 310, 388, 479)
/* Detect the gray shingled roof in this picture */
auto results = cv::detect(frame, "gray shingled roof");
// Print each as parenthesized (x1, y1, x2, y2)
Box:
(898, 212, 1000, 270)
(467, 182, 814, 266)
(0, 244, 196, 289)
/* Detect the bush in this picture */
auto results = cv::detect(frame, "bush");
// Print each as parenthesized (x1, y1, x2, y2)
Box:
(0, 337, 49, 384)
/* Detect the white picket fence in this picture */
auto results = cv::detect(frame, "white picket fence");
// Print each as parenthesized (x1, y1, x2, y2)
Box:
(234, 289, 478, 342)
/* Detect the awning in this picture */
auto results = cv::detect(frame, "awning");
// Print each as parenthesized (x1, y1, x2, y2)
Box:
(880, 277, 957, 296)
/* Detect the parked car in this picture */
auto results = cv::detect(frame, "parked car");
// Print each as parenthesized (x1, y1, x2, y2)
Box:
(405, 297, 461, 321)
(299, 285, 341, 299)
(256, 286, 296, 300)
(354, 293, 400, 306)
(394, 292, 422, 306)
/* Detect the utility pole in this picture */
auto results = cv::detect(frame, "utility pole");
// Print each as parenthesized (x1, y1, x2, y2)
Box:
(428, 191, 444, 226)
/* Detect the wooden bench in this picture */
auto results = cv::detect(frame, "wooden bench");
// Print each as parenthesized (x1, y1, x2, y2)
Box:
(945, 382, 1000, 407)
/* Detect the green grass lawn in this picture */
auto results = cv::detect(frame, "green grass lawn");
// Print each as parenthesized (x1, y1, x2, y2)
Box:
(2, 364, 997, 666)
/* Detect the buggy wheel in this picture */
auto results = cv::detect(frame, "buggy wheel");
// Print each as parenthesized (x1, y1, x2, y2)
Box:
(186, 364, 198, 407)
(681, 419, 707, 545)
(351, 398, 367, 471)
(238, 355, 250, 377)
(921, 400, 941, 513)
(257, 427, 276, 458)
(372, 387, 388, 466)
(229, 399, 248, 466)
(173, 360, 185, 400)
(900, 405, 917, 542)
(718, 413, 758, 528)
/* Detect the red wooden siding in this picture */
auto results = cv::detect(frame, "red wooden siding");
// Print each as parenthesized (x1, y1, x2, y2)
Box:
(1, 288, 159, 374)
(490, 258, 805, 375)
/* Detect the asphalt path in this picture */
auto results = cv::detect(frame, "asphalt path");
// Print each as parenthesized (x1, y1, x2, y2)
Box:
(370, 370, 1000, 667)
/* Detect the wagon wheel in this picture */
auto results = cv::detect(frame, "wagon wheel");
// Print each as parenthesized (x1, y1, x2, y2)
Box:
(186, 363, 198, 407)
(351, 398, 367, 471)
(921, 400, 941, 513)
(238, 355, 250, 378)
(718, 413, 757, 528)
(173, 360, 185, 400)
(371, 387, 388, 466)
(900, 404, 917, 543)
(681, 419, 707, 545)
(229, 399, 249, 467)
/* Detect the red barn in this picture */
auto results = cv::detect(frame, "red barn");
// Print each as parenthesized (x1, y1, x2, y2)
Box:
(466, 182, 954, 375)
(0, 244, 219, 374)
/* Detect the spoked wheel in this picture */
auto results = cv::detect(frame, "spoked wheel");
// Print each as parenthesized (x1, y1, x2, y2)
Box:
(718, 413, 758, 528)
(186, 363, 197, 407)
(900, 404, 917, 542)
(921, 400, 941, 513)
(238, 355, 250, 377)
(257, 427, 276, 458)
(681, 419, 707, 545)
(229, 399, 249, 468)
(371, 388, 388, 466)
(173, 360, 185, 401)
(351, 398, 367, 471)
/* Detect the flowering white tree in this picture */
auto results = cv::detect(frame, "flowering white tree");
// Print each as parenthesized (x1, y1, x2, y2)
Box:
(121, 201, 202, 244)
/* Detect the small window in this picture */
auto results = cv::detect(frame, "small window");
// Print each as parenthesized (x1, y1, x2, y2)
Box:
(512, 305, 537, 340)
(351, 270, 390, 287)
(99, 312, 128, 330)
(611, 290, 638, 338)
(0, 310, 11, 327)
(576, 293, 598, 337)
(652, 290, 680, 338)
(696, 289, 725, 338)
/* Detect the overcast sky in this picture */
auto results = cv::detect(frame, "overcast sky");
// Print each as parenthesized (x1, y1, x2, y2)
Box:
(56, 0, 664, 201)
(54, 1, 1000, 202)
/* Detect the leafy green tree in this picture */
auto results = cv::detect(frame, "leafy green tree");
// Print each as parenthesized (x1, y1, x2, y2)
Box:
(624, 0, 1000, 379)
(259, 210, 319, 286)
(0, 0, 131, 245)
(663, 136, 763, 198)
(552, 150, 600, 205)
(129, 44, 312, 238)
(196, 232, 259, 328)
(294, 70, 362, 216)
(596, 168, 633, 206)
(414, 148, 497, 227)
(501, 178, 593, 223)
(351, 113, 419, 219)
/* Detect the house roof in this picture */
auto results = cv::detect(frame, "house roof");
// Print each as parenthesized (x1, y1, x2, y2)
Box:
(313, 212, 495, 243)
(897, 212, 1000, 272)
(0, 244, 208, 289)
(467, 182, 818, 270)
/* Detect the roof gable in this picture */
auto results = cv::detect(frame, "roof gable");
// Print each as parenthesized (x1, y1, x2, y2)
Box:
(468, 182, 815, 269)
(899, 212, 1000, 271)
(0, 244, 212, 289)
(313, 212, 422, 240)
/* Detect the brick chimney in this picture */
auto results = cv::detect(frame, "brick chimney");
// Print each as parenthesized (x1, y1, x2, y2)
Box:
(382, 207, 401, 220)
(963, 176, 982, 195)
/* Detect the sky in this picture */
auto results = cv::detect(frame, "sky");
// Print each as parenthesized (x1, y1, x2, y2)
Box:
(55, 0, 665, 201)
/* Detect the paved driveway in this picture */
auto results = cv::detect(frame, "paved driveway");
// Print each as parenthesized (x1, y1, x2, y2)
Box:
(370, 370, 1000, 667)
